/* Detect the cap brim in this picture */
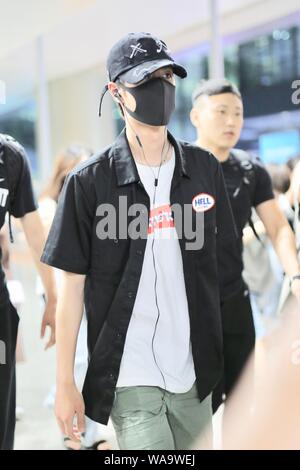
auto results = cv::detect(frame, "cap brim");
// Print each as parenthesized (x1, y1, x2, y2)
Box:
(118, 59, 187, 84)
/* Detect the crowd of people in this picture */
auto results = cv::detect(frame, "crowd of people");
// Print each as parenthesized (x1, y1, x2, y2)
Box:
(1, 31, 300, 451)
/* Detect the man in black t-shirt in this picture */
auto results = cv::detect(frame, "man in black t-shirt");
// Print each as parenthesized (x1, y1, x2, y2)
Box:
(190, 79, 300, 413)
(0, 134, 57, 450)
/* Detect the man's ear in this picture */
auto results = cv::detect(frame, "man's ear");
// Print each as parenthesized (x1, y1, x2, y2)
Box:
(108, 82, 121, 102)
(190, 107, 200, 128)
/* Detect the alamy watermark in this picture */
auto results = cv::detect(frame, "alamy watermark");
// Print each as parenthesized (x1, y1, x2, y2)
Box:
(291, 80, 300, 105)
(95, 197, 207, 250)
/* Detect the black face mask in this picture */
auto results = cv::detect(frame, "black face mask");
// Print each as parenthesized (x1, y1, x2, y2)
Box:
(120, 77, 175, 126)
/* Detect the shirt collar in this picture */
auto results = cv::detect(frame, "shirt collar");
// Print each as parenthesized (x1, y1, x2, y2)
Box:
(112, 128, 190, 187)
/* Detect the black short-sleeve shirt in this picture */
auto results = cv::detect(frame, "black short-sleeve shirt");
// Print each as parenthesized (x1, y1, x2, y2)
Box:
(41, 130, 237, 425)
(43, 172, 93, 275)
(0, 135, 38, 302)
(219, 152, 274, 298)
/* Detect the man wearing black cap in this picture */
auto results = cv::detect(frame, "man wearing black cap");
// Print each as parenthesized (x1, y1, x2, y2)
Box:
(42, 33, 237, 450)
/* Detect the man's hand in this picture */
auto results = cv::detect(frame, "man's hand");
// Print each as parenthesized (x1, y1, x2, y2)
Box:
(41, 297, 57, 350)
(55, 384, 86, 442)
(291, 279, 300, 305)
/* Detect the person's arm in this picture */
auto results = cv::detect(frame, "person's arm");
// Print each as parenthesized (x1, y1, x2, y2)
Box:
(20, 210, 57, 349)
(3, 139, 57, 346)
(0, 226, 10, 271)
(243, 220, 265, 246)
(256, 199, 300, 302)
(40, 171, 93, 440)
(55, 271, 86, 442)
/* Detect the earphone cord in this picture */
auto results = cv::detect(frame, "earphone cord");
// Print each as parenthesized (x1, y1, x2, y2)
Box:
(149, 129, 168, 412)
(124, 110, 170, 186)
(150, 185, 168, 413)
(124, 114, 169, 411)
(139, 138, 170, 186)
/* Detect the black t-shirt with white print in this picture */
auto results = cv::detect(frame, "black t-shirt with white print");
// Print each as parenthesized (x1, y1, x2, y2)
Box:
(0, 135, 37, 303)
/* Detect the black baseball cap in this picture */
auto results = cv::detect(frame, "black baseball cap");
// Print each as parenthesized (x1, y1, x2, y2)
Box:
(107, 32, 187, 84)
(98, 32, 187, 115)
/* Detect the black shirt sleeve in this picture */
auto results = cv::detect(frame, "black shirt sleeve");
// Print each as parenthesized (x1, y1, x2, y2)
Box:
(252, 161, 274, 208)
(5, 139, 37, 217)
(214, 160, 238, 244)
(41, 171, 94, 274)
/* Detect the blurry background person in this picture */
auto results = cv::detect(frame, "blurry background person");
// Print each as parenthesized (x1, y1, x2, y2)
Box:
(276, 159, 300, 327)
(243, 162, 291, 337)
(0, 225, 26, 421)
(37, 144, 113, 450)
(190, 79, 300, 421)
(279, 158, 300, 228)
(243, 161, 300, 331)
(38, 145, 93, 235)
(242, 162, 292, 394)
(0, 134, 57, 450)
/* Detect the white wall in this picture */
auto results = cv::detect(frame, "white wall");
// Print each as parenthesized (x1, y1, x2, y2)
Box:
(48, 64, 115, 157)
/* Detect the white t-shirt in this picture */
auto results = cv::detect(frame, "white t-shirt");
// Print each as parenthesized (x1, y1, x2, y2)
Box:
(117, 150, 196, 392)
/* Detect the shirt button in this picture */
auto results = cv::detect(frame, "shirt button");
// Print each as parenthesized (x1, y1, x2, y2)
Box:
(109, 373, 115, 380)
(136, 250, 143, 256)
(127, 292, 133, 299)
(113, 239, 119, 244)
(116, 332, 122, 339)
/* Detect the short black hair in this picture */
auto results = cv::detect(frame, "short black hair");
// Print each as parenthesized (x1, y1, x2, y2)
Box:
(192, 78, 241, 105)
